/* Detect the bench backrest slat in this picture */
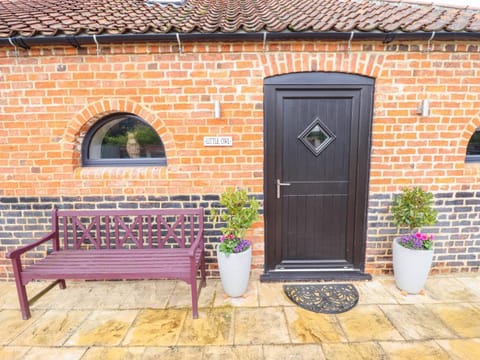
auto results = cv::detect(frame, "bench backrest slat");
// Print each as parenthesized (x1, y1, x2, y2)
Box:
(55, 208, 203, 250)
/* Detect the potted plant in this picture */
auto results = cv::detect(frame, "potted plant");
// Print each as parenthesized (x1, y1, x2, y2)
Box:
(390, 186, 438, 294)
(210, 188, 260, 297)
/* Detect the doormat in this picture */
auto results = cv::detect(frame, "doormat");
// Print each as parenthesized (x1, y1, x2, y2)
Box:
(283, 284, 359, 314)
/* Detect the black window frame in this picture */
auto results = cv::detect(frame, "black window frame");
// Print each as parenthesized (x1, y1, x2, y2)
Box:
(82, 112, 167, 167)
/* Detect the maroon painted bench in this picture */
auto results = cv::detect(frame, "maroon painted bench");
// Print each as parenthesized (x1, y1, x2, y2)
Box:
(6, 207, 206, 320)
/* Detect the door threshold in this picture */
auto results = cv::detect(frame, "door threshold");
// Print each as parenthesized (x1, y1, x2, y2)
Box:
(260, 269, 372, 282)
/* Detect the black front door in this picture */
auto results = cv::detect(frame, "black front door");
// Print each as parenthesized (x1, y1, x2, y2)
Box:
(262, 73, 374, 281)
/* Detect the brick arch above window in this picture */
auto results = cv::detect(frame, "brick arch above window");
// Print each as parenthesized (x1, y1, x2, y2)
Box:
(63, 99, 174, 167)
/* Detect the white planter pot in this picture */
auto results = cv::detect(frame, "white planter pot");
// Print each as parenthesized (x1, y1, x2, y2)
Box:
(217, 245, 252, 297)
(392, 237, 434, 294)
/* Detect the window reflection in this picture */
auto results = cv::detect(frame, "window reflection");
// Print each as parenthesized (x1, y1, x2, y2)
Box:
(82, 113, 166, 167)
(89, 117, 165, 160)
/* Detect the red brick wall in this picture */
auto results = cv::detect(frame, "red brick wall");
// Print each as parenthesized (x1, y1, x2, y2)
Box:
(1, 40, 479, 279)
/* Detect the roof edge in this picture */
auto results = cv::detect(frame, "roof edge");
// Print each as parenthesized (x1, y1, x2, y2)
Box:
(1, 31, 480, 49)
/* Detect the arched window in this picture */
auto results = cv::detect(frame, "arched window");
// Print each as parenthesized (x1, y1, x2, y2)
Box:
(82, 113, 166, 167)
(466, 128, 480, 163)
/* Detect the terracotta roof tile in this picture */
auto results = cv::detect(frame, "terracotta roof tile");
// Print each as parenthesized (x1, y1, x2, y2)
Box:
(470, 13, 480, 31)
(0, 0, 479, 40)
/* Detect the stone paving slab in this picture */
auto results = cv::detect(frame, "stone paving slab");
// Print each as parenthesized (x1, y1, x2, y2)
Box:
(322, 342, 385, 360)
(380, 304, 455, 340)
(284, 306, 346, 343)
(436, 339, 480, 360)
(336, 304, 404, 342)
(11, 310, 90, 347)
(0, 275, 479, 359)
(429, 303, 480, 338)
(234, 307, 290, 345)
(380, 340, 451, 359)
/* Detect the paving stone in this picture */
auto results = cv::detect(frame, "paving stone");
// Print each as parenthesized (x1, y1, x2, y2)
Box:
(32, 281, 101, 310)
(11, 310, 89, 346)
(66, 310, 138, 346)
(429, 303, 480, 338)
(380, 340, 451, 359)
(336, 305, 404, 342)
(456, 276, 480, 299)
(424, 277, 480, 302)
(0, 310, 42, 345)
(379, 278, 440, 304)
(0, 284, 24, 310)
(21, 347, 87, 360)
(322, 342, 386, 360)
(119, 280, 176, 309)
(0, 346, 30, 359)
(0, 282, 15, 298)
(258, 282, 293, 307)
(380, 304, 455, 340)
(178, 307, 234, 346)
(436, 339, 480, 360)
(81, 347, 145, 360)
(263, 344, 325, 360)
(0, 281, 46, 310)
(203, 345, 263, 359)
(70, 281, 135, 309)
(143, 346, 204, 360)
(234, 307, 290, 345)
(168, 280, 215, 310)
(214, 281, 260, 308)
(284, 307, 347, 343)
(0, 276, 479, 358)
(355, 278, 398, 305)
(123, 309, 186, 346)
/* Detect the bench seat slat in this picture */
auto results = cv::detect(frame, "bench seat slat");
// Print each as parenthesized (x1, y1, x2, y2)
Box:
(22, 250, 202, 282)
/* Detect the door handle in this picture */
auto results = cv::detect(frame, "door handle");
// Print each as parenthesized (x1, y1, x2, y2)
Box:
(277, 179, 291, 199)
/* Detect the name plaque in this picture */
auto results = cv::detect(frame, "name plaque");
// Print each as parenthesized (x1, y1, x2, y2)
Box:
(203, 136, 233, 147)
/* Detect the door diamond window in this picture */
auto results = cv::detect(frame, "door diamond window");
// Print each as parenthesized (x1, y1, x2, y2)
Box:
(298, 117, 336, 156)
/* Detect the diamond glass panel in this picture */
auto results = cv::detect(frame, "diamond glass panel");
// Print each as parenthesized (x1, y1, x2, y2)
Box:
(298, 117, 336, 156)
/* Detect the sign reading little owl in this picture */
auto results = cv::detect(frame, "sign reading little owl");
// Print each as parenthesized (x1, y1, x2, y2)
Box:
(203, 136, 233, 147)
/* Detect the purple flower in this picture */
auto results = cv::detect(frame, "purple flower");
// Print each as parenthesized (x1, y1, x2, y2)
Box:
(233, 239, 251, 253)
(218, 234, 251, 254)
(399, 232, 433, 250)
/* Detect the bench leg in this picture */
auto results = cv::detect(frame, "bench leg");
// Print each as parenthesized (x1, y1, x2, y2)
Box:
(200, 253, 207, 288)
(11, 258, 31, 320)
(190, 280, 199, 319)
(58, 279, 66, 289)
(14, 281, 31, 320)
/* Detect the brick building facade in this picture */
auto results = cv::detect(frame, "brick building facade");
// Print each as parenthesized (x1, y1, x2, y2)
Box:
(1, 38, 480, 280)
(2, 0, 480, 281)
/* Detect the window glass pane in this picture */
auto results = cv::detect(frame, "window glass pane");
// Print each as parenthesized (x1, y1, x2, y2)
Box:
(89, 117, 165, 160)
(298, 117, 336, 157)
(305, 124, 329, 151)
(467, 130, 480, 156)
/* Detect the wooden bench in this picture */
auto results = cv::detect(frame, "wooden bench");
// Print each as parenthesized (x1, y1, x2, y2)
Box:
(6, 207, 206, 320)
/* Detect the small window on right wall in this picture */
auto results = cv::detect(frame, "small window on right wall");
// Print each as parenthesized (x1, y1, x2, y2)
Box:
(466, 128, 480, 163)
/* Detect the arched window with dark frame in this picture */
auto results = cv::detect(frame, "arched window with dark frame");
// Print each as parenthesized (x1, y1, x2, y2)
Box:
(82, 113, 166, 167)
(466, 128, 480, 163)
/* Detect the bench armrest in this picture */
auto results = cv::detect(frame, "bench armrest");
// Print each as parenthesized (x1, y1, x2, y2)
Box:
(6, 231, 58, 260)
(187, 230, 204, 257)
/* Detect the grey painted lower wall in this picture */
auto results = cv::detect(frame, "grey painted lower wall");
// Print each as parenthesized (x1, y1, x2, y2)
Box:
(367, 192, 480, 274)
(1, 191, 479, 280)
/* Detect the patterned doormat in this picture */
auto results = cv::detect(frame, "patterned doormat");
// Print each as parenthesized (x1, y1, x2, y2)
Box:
(283, 284, 359, 314)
